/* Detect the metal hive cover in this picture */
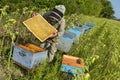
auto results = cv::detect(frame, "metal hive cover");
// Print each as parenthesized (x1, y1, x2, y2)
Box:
(23, 15, 57, 42)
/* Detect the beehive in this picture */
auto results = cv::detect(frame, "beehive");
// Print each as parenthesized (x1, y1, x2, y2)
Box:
(12, 43, 48, 70)
(68, 27, 84, 43)
(57, 31, 75, 52)
(23, 15, 57, 42)
(61, 55, 84, 75)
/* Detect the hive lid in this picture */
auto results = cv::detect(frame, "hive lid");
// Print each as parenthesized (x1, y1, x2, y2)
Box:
(23, 14, 57, 42)
(17, 44, 45, 53)
(62, 55, 84, 68)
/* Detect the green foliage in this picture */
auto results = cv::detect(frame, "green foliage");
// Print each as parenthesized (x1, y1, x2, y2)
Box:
(100, 0, 114, 18)
(0, 0, 114, 18)
(0, 1, 119, 80)
(68, 14, 120, 80)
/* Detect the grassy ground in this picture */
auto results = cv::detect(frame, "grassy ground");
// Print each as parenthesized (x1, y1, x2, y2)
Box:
(65, 14, 120, 80)
(0, 7, 120, 80)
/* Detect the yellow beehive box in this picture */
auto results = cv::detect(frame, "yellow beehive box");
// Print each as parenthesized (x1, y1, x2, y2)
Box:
(23, 14, 57, 42)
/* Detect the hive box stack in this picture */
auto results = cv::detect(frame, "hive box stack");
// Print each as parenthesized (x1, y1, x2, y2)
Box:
(12, 43, 48, 70)
(57, 26, 84, 52)
(61, 55, 84, 75)
(57, 31, 76, 52)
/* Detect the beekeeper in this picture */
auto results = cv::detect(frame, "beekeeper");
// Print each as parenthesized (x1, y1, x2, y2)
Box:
(32, 5, 66, 62)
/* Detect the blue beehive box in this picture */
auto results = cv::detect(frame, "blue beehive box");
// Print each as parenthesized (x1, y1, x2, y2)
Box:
(63, 31, 77, 41)
(12, 43, 48, 70)
(57, 36, 74, 52)
(61, 64, 84, 75)
(83, 25, 92, 30)
(68, 27, 84, 43)
(85, 22, 95, 28)
(61, 55, 84, 75)
(83, 23, 95, 32)
(57, 31, 76, 52)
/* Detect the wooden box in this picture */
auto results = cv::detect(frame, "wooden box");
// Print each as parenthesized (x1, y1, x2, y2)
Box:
(68, 27, 84, 42)
(63, 31, 76, 40)
(57, 31, 75, 52)
(61, 55, 84, 75)
(61, 64, 83, 75)
(57, 37, 74, 52)
(23, 14, 57, 42)
(12, 43, 48, 70)
(82, 24, 94, 32)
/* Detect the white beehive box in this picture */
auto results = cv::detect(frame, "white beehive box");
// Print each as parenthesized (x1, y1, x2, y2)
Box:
(57, 31, 76, 52)
(12, 43, 48, 70)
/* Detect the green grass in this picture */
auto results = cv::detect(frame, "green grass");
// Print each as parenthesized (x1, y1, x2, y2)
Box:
(0, 7, 120, 80)
(69, 14, 120, 80)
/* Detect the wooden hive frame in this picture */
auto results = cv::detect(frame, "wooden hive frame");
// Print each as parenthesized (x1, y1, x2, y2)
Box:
(23, 14, 57, 42)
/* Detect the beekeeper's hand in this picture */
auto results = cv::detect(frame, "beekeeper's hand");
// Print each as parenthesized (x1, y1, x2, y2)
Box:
(49, 32, 58, 38)
(31, 12, 37, 17)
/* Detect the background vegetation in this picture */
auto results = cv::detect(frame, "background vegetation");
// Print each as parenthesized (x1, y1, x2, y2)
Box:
(0, 0, 114, 18)
(0, 0, 120, 80)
